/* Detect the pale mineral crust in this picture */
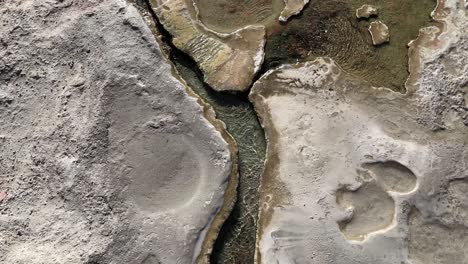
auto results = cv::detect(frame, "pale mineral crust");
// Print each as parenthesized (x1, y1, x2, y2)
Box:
(149, 0, 265, 92)
(368, 20, 390, 45)
(356, 4, 378, 19)
(250, 0, 467, 262)
(0, 0, 234, 263)
(279, 0, 309, 22)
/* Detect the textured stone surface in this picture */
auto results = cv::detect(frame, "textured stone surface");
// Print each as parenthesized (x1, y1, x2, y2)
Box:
(279, 0, 309, 22)
(356, 4, 378, 18)
(250, 0, 467, 262)
(368, 20, 390, 45)
(1, 0, 466, 263)
(0, 0, 234, 263)
(149, 0, 265, 92)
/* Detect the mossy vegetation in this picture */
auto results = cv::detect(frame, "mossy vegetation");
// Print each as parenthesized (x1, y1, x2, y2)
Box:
(193, 0, 284, 33)
(264, 0, 437, 92)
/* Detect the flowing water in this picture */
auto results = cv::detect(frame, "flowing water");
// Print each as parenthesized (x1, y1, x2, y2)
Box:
(170, 55, 267, 264)
(134, 2, 268, 262)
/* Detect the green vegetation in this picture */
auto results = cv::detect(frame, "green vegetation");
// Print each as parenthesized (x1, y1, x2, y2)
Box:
(193, 0, 284, 33)
(264, 0, 436, 92)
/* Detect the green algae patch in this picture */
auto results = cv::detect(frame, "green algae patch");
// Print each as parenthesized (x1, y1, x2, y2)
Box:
(264, 0, 437, 92)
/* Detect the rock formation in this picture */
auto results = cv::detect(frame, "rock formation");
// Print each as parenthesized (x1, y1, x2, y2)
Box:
(279, 0, 309, 22)
(1, 0, 466, 263)
(0, 0, 235, 263)
(148, 0, 266, 92)
(356, 4, 378, 19)
(250, 0, 467, 261)
(368, 20, 390, 45)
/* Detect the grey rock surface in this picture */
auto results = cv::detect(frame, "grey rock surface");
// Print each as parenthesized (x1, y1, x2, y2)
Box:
(0, 0, 232, 263)
(250, 0, 467, 262)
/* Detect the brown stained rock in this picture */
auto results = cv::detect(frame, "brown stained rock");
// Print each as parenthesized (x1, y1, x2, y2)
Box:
(356, 4, 378, 19)
(368, 20, 390, 45)
(149, 0, 266, 92)
(0, 191, 6, 202)
(279, 0, 309, 22)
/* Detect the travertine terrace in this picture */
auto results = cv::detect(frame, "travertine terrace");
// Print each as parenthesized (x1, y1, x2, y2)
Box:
(1, 0, 466, 263)
(0, 1, 235, 263)
(250, 0, 467, 261)
(148, 0, 265, 92)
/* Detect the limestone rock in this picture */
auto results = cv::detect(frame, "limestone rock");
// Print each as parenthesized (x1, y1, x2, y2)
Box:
(0, 0, 234, 263)
(149, 0, 265, 92)
(356, 4, 378, 19)
(368, 20, 390, 45)
(279, 0, 310, 22)
(250, 0, 467, 262)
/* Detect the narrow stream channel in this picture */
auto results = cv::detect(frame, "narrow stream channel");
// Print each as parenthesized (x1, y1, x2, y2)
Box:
(132, 1, 268, 263)
(172, 57, 267, 264)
